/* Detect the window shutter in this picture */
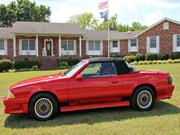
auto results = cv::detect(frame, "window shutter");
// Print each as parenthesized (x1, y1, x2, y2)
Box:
(119, 40, 120, 52)
(86, 41, 88, 55)
(100, 41, 103, 55)
(128, 40, 131, 52)
(74, 40, 76, 55)
(146, 37, 150, 53)
(4, 39, 8, 55)
(173, 35, 177, 52)
(19, 39, 22, 55)
(156, 36, 160, 53)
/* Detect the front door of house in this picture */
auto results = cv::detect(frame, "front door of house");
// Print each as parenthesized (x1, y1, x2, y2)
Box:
(46, 41, 52, 56)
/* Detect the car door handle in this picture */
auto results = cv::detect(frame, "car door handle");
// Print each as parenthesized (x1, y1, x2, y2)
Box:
(112, 80, 119, 84)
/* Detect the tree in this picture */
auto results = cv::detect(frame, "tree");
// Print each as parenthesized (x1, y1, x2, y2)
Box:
(67, 13, 98, 30)
(96, 14, 118, 31)
(131, 21, 147, 31)
(0, 0, 51, 27)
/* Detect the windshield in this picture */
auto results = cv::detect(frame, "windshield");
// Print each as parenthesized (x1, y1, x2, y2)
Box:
(126, 62, 139, 72)
(64, 61, 86, 77)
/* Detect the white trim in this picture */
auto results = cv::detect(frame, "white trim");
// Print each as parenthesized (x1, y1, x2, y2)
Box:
(0, 39, 7, 55)
(59, 35, 61, 56)
(44, 39, 54, 56)
(13, 35, 16, 57)
(136, 17, 180, 37)
(86, 40, 102, 56)
(36, 35, 38, 56)
(173, 34, 180, 52)
(128, 39, 138, 52)
(79, 36, 82, 57)
(110, 40, 120, 53)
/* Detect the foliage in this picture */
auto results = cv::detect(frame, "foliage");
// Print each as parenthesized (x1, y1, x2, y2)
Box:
(146, 53, 158, 61)
(0, 0, 51, 27)
(171, 52, 180, 59)
(58, 58, 80, 67)
(134, 54, 145, 61)
(58, 61, 69, 69)
(0, 59, 12, 72)
(13, 60, 40, 69)
(131, 59, 180, 65)
(123, 55, 135, 63)
(67, 13, 98, 30)
(159, 54, 169, 60)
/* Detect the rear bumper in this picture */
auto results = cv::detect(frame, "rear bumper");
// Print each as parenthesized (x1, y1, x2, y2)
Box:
(156, 84, 174, 100)
(3, 97, 28, 114)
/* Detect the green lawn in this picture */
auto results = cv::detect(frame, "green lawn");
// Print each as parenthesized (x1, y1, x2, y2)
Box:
(0, 64, 180, 135)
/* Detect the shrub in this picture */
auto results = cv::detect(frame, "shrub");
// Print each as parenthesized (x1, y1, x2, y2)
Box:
(0, 59, 12, 72)
(59, 58, 80, 67)
(58, 61, 69, 69)
(146, 53, 158, 61)
(171, 52, 180, 59)
(123, 55, 135, 63)
(159, 54, 169, 60)
(13, 60, 40, 69)
(134, 54, 145, 61)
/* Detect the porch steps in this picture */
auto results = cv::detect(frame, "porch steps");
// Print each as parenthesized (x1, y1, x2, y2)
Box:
(40, 56, 58, 70)
(60, 101, 129, 112)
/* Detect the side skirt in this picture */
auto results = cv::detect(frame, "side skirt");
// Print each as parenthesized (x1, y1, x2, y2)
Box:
(60, 101, 130, 112)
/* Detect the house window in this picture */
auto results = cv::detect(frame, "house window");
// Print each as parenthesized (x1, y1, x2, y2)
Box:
(0, 40, 5, 50)
(87, 41, 102, 55)
(20, 39, 36, 55)
(0, 39, 7, 55)
(150, 36, 157, 48)
(61, 40, 76, 55)
(128, 39, 137, 52)
(88, 41, 100, 51)
(163, 22, 169, 30)
(177, 35, 180, 46)
(112, 41, 118, 48)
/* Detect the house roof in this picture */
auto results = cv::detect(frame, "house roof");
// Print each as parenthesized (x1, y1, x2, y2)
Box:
(12, 21, 84, 35)
(83, 30, 141, 40)
(136, 17, 180, 36)
(0, 27, 13, 39)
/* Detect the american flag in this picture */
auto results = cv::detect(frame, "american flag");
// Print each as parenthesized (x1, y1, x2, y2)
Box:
(98, 1, 108, 10)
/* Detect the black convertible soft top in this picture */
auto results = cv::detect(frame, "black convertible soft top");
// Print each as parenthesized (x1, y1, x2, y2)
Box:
(87, 57, 124, 63)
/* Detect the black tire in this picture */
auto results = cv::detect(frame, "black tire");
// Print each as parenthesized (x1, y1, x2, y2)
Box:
(29, 93, 59, 121)
(131, 86, 155, 111)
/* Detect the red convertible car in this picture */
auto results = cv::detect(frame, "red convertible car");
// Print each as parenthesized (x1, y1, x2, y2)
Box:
(3, 58, 174, 120)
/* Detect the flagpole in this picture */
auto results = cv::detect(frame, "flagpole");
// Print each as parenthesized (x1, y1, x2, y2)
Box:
(107, 0, 110, 58)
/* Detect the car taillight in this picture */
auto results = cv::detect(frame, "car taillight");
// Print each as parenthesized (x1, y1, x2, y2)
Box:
(168, 76, 173, 84)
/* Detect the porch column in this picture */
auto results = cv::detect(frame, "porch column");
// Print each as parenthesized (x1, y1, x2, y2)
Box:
(79, 36, 82, 57)
(36, 34, 39, 56)
(13, 35, 16, 57)
(59, 35, 61, 56)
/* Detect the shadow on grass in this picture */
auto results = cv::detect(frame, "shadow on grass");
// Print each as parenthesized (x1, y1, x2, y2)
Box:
(4, 101, 180, 129)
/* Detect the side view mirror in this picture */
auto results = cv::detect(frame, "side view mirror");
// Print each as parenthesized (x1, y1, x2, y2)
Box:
(76, 74, 83, 80)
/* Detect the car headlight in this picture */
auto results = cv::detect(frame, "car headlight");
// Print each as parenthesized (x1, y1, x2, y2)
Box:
(168, 76, 173, 84)
(7, 90, 15, 99)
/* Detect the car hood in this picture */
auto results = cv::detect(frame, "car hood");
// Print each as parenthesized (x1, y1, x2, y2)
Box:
(139, 70, 169, 75)
(10, 74, 68, 90)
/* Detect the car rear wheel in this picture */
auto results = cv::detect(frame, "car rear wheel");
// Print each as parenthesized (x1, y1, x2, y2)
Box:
(29, 93, 58, 121)
(131, 86, 155, 111)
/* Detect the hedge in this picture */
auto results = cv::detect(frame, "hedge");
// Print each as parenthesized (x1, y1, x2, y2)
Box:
(131, 59, 180, 65)
(58, 58, 80, 67)
(134, 54, 145, 61)
(13, 60, 40, 69)
(0, 59, 12, 72)
(146, 53, 158, 61)
(171, 52, 180, 59)
(58, 61, 69, 69)
(123, 55, 135, 63)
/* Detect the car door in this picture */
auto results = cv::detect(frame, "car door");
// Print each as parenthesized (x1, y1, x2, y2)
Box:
(68, 61, 123, 101)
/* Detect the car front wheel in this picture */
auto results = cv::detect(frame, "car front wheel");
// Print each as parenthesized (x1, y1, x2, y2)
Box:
(131, 86, 155, 111)
(29, 93, 58, 121)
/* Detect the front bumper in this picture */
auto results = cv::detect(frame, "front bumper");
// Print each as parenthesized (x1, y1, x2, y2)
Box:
(3, 97, 28, 114)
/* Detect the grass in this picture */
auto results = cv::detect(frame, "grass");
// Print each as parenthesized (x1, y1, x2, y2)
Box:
(0, 64, 180, 135)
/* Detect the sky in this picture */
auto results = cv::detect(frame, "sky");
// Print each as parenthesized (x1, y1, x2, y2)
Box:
(1, 0, 180, 26)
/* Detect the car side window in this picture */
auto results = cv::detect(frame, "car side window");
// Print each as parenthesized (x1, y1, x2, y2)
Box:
(81, 62, 117, 79)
